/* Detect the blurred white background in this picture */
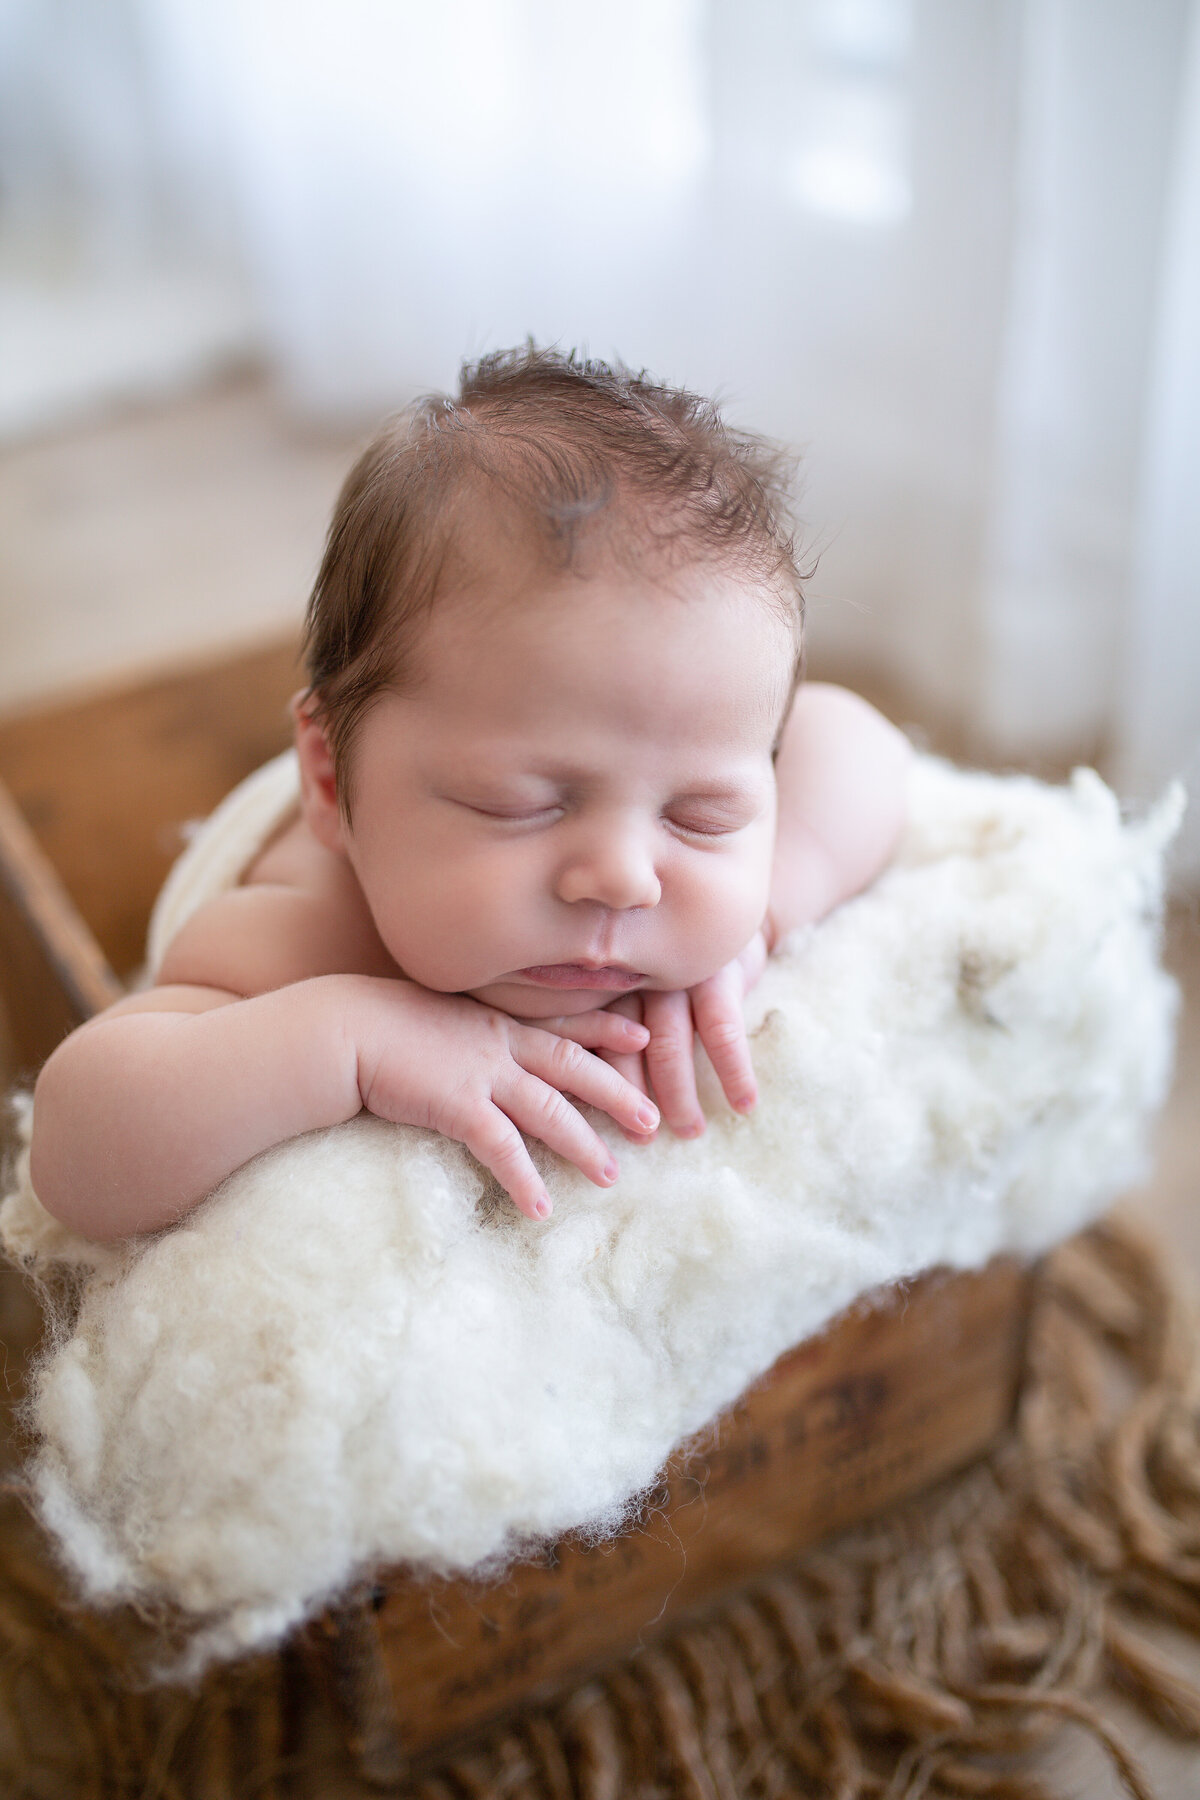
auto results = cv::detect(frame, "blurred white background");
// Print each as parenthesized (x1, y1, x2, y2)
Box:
(2, 0, 1198, 870)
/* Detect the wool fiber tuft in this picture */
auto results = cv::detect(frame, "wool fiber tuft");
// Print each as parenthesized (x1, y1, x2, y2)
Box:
(0, 758, 1183, 1671)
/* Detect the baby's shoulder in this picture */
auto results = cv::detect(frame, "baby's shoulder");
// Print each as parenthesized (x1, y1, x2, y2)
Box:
(242, 811, 332, 891)
(157, 817, 398, 996)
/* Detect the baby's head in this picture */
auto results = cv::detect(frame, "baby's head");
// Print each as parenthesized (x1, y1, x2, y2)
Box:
(296, 346, 806, 1016)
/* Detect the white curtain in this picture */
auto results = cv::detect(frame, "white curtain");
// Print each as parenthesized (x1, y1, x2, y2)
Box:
(131, 0, 1027, 731)
(4, 0, 1198, 870)
(1112, 4, 1200, 877)
(974, 1, 1196, 790)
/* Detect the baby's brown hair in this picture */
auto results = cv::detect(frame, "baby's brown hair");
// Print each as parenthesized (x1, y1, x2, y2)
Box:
(303, 344, 805, 810)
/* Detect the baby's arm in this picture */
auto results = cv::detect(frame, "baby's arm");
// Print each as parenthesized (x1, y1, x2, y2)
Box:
(767, 682, 911, 945)
(31, 892, 656, 1241)
(616, 685, 910, 1135)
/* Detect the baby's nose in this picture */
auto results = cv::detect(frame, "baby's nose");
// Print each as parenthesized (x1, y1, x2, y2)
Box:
(555, 823, 662, 910)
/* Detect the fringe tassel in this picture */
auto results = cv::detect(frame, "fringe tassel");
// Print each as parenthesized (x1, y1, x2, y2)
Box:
(3, 1217, 1200, 1797)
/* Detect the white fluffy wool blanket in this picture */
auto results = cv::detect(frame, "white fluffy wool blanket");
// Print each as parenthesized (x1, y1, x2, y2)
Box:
(0, 759, 1183, 1673)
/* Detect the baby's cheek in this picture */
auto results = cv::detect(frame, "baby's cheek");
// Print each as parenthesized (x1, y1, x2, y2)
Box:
(391, 865, 533, 992)
(367, 884, 466, 985)
(678, 853, 769, 975)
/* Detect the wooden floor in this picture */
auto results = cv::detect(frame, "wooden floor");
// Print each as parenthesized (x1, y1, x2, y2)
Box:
(0, 372, 359, 713)
(2, 374, 1198, 1796)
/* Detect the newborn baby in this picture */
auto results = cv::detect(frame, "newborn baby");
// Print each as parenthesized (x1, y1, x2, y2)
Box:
(32, 347, 909, 1238)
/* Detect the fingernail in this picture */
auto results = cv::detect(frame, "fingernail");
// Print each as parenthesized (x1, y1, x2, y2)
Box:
(534, 1195, 553, 1219)
(735, 1093, 756, 1113)
(637, 1105, 659, 1130)
(602, 1158, 619, 1183)
(678, 1118, 705, 1139)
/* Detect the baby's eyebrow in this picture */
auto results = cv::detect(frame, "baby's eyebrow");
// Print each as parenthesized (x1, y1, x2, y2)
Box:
(433, 764, 559, 792)
(669, 777, 766, 802)
(523, 767, 765, 801)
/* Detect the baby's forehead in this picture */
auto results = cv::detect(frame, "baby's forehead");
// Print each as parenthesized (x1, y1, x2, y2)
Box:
(393, 552, 794, 744)
(412, 565, 795, 718)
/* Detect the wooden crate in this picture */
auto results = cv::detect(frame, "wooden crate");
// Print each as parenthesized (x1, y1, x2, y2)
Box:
(0, 636, 1032, 1768)
(332, 1256, 1027, 1775)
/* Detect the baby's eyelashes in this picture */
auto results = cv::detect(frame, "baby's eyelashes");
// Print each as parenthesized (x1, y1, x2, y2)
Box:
(663, 813, 747, 840)
(435, 782, 564, 823)
(463, 802, 564, 825)
(661, 792, 767, 839)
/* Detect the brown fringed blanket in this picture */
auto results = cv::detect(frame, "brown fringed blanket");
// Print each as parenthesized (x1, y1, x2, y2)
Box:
(3, 1216, 1200, 1798)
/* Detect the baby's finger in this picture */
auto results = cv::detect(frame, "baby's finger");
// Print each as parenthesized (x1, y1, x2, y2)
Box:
(460, 1105, 553, 1220)
(592, 997, 652, 1115)
(515, 1029, 660, 1140)
(598, 1047, 650, 1094)
(498, 1068, 621, 1191)
(642, 989, 704, 1137)
(540, 1010, 651, 1056)
(692, 972, 757, 1114)
(596, 1046, 654, 1140)
(738, 929, 769, 994)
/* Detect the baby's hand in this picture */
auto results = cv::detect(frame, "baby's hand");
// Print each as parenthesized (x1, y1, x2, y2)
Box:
(601, 931, 769, 1140)
(353, 982, 658, 1220)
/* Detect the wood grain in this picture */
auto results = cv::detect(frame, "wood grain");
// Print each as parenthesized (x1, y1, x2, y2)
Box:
(0, 634, 299, 978)
(0, 774, 123, 1082)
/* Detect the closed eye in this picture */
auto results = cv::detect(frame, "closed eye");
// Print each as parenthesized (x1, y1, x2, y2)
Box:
(664, 810, 752, 839)
(463, 802, 563, 824)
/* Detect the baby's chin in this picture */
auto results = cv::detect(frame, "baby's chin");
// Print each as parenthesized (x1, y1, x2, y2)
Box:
(464, 980, 624, 1021)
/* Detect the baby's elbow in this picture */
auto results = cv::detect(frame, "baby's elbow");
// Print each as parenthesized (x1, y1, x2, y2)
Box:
(30, 1051, 80, 1227)
(828, 702, 912, 893)
(29, 1037, 121, 1241)
(30, 1170, 113, 1242)
(847, 731, 911, 900)
(28, 1150, 135, 1245)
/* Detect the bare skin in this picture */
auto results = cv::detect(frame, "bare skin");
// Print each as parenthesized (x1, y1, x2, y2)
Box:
(31, 559, 910, 1241)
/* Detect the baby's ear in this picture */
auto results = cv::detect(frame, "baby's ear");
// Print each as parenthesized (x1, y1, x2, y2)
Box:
(291, 692, 347, 854)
